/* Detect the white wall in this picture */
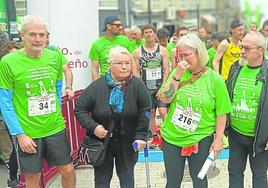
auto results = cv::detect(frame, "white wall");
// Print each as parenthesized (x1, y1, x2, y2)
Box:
(27, 0, 99, 91)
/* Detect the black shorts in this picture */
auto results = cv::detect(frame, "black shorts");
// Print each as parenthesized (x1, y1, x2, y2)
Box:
(16, 129, 72, 173)
(150, 93, 169, 109)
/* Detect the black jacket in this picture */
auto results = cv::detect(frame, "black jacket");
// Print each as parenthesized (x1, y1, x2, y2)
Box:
(226, 59, 268, 156)
(74, 76, 151, 167)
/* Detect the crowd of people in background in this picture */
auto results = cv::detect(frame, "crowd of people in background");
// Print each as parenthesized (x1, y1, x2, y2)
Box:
(0, 14, 267, 188)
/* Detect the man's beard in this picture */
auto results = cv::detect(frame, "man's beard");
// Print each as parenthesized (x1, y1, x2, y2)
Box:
(239, 57, 248, 66)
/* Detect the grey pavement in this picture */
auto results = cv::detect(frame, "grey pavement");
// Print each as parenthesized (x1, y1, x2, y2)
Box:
(0, 164, 8, 187)
(48, 159, 262, 188)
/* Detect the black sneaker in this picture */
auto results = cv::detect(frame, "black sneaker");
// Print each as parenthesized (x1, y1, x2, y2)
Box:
(7, 179, 19, 188)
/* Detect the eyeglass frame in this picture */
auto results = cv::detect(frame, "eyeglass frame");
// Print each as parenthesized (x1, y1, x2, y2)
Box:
(177, 49, 197, 61)
(239, 44, 262, 52)
(110, 60, 131, 67)
(109, 23, 122, 28)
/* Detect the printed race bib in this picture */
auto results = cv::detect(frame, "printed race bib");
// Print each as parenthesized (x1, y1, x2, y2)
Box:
(28, 94, 56, 116)
(171, 105, 201, 132)
(145, 67, 162, 81)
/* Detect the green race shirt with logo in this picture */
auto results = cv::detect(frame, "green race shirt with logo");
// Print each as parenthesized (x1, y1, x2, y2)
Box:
(161, 68, 231, 147)
(0, 49, 66, 138)
(230, 65, 262, 137)
(89, 35, 133, 76)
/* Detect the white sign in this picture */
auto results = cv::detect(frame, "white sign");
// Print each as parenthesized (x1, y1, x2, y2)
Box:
(27, 0, 99, 91)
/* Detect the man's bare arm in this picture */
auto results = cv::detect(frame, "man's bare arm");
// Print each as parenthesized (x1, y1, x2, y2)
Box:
(63, 64, 74, 100)
(131, 49, 141, 77)
(213, 40, 228, 73)
(161, 47, 170, 83)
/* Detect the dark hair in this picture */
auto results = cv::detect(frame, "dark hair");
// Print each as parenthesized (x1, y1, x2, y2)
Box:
(141, 24, 156, 34)
(156, 28, 170, 39)
(0, 41, 22, 59)
(175, 26, 189, 36)
(211, 32, 228, 42)
(262, 20, 268, 29)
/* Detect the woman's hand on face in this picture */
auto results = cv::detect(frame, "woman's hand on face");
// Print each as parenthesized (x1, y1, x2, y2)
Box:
(176, 60, 190, 76)
(94, 125, 108, 138)
(210, 139, 223, 158)
(133, 140, 147, 151)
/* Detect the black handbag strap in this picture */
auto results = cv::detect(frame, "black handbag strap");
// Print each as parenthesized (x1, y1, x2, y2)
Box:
(102, 115, 115, 148)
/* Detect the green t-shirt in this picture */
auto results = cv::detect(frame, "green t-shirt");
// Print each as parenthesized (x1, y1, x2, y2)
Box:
(161, 68, 231, 147)
(0, 49, 66, 138)
(230, 65, 262, 136)
(89, 35, 133, 76)
(47, 45, 68, 78)
(167, 43, 176, 64)
(207, 47, 216, 69)
(130, 38, 145, 50)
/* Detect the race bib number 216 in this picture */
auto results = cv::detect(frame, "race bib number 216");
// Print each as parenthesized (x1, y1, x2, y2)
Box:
(171, 106, 201, 132)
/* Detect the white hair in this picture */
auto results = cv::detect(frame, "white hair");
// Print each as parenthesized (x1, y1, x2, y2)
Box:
(246, 31, 267, 49)
(21, 15, 47, 33)
(132, 27, 142, 34)
(176, 33, 209, 66)
(108, 46, 130, 63)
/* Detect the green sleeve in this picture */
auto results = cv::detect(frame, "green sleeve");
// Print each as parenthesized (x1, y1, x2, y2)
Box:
(89, 42, 99, 62)
(213, 73, 232, 116)
(56, 53, 64, 81)
(126, 39, 134, 53)
(0, 58, 13, 89)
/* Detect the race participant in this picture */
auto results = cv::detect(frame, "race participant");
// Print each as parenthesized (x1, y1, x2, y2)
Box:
(207, 32, 228, 69)
(156, 28, 173, 64)
(89, 15, 133, 81)
(130, 27, 144, 50)
(132, 24, 169, 139)
(171, 26, 189, 68)
(226, 31, 268, 188)
(0, 15, 76, 188)
(213, 20, 245, 80)
(158, 33, 231, 188)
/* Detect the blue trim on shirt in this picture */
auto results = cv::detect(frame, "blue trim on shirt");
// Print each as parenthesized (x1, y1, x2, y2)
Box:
(0, 88, 24, 136)
(56, 80, 63, 107)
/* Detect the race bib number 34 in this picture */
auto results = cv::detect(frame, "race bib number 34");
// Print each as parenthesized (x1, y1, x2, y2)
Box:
(171, 106, 201, 132)
(28, 94, 56, 116)
(145, 67, 162, 81)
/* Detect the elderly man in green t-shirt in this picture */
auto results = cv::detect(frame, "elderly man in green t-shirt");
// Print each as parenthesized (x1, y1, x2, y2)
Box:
(226, 31, 268, 188)
(0, 15, 76, 188)
(89, 16, 133, 81)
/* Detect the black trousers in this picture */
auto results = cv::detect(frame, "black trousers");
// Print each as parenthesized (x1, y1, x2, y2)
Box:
(162, 136, 213, 188)
(94, 136, 135, 188)
(228, 128, 268, 188)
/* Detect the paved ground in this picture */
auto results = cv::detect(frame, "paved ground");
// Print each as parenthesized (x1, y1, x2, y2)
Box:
(0, 164, 8, 187)
(48, 159, 257, 188)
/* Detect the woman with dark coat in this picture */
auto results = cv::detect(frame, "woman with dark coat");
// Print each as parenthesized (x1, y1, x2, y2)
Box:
(74, 46, 151, 188)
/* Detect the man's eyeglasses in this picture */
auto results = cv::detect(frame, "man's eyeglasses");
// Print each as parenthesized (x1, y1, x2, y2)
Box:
(110, 23, 122, 28)
(239, 45, 260, 52)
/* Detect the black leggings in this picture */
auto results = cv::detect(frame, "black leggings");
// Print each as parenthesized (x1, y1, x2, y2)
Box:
(163, 136, 213, 188)
(9, 143, 18, 180)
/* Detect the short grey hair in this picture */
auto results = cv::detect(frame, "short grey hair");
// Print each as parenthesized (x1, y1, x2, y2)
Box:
(176, 33, 209, 66)
(132, 27, 142, 34)
(21, 15, 47, 33)
(245, 31, 267, 49)
(108, 46, 130, 63)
